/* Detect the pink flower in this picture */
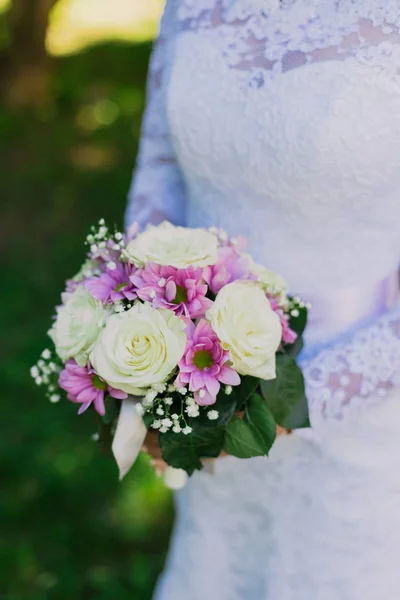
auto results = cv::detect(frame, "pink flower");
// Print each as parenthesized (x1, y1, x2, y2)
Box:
(268, 297, 297, 346)
(84, 262, 140, 303)
(176, 320, 240, 405)
(203, 246, 253, 295)
(59, 359, 127, 416)
(137, 264, 213, 319)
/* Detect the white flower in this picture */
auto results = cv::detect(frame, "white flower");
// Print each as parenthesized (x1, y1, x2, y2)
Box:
(186, 403, 200, 418)
(49, 394, 60, 403)
(156, 407, 165, 416)
(30, 366, 39, 378)
(165, 397, 174, 406)
(49, 286, 107, 367)
(124, 222, 219, 268)
(41, 349, 51, 360)
(225, 385, 233, 395)
(136, 403, 145, 416)
(143, 389, 158, 406)
(90, 303, 186, 396)
(153, 382, 167, 393)
(244, 254, 289, 300)
(161, 418, 173, 428)
(207, 281, 282, 380)
(207, 410, 219, 421)
(172, 424, 182, 433)
(182, 426, 193, 435)
(152, 420, 161, 430)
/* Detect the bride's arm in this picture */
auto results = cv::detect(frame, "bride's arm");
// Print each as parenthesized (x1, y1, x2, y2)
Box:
(125, 0, 186, 231)
(125, 1, 187, 473)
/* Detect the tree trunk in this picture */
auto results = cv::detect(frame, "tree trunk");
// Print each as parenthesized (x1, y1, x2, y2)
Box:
(1, 0, 58, 110)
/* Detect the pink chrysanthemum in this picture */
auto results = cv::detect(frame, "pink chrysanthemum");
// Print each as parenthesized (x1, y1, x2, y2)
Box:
(268, 297, 297, 346)
(137, 264, 213, 319)
(176, 320, 240, 405)
(59, 359, 127, 415)
(84, 262, 140, 303)
(203, 246, 253, 295)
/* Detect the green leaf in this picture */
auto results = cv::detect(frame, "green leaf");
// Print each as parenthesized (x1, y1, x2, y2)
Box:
(244, 393, 276, 455)
(260, 354, 310, 429)
(283, 394, 310, 430)
(197, 392, 237, 427)
(288, 300, 308, 337)
(229, 375, 259, 411)
(284, 334, 304, 359)
(159, 424, 225, 476)
(224, 415, 265, 459)
(142, 411, 154, 429)
(102, 395, 120, 425)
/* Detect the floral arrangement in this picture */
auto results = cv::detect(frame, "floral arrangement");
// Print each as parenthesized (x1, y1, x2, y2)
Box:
(32, 220, 310, 481)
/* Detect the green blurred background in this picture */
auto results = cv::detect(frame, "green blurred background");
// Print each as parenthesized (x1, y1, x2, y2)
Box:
(1, 1, 175, 598)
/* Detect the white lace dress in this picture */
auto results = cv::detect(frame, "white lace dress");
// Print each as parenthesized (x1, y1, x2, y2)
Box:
(126, 1, 400, 598)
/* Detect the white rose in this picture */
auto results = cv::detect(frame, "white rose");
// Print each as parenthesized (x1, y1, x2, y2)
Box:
(49, 286, 107, 367)
(90, 303, 186, 395)
(207, 281, 282, 380)
(124, 221, 219, 268)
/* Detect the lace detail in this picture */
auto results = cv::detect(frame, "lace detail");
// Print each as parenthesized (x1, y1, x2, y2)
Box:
(176, 0, 400, 88)
(301, 307, 400, 429)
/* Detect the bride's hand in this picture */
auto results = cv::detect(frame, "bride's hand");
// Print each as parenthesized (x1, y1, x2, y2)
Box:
(142, 421, 291, 475)
(142, 429, 167, 475)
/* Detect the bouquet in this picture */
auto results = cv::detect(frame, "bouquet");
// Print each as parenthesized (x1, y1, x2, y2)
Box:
(32, 220, 310, 486)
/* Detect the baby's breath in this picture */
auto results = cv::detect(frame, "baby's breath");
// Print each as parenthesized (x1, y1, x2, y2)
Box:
(31, 349, 62, 404)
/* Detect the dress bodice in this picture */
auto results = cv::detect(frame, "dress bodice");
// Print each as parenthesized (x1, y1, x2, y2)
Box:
(126, 0, 400, 429)
(165, 0, 400, 294)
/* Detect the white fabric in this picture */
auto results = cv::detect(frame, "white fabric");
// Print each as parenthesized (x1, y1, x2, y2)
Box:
(126, 1, 400, 598)
(112, 397, 147, 480)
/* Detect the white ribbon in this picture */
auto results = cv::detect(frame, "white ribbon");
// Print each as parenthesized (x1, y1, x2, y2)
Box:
(112, 397, 188, 489)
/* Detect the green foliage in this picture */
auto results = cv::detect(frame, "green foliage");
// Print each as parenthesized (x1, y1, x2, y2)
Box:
(288, 300, 308, 337)
(102, 395, 120, 425)
(244, 393, 277, 453)
(224, 394, 276, 459)
(261, 354, 310, 429)
(229, 375, 259, 411)
(160, 424, 225, 475)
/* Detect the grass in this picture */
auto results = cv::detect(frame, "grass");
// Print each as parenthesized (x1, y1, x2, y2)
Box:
(1, 41, 174, 600)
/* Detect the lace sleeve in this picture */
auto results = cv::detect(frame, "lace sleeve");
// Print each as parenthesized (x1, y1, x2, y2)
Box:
(125, 0, 186, 230)
(301, 307, 400, 429)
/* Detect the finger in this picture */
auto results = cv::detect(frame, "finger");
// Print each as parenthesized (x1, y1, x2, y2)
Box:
(151, 458, 168, 476)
